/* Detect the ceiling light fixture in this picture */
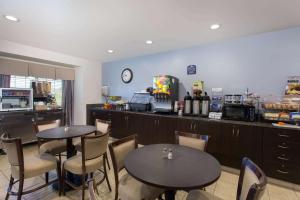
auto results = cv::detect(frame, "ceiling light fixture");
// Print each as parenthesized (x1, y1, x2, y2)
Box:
(210, 24, 221, 30)
(3, 15, 19, 22)
(107, 49, 114, 54)
(146, 40, 153, 44)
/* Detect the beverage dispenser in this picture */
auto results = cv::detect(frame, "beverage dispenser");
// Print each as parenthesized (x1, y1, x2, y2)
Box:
(153, 75, 179, 112)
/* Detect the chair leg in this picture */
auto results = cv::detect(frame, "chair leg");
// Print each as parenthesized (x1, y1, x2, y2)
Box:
(17, 178, 24, 200)
(104, 155, 112, 192)
(105, 153, 111, 170)
(81, 174, 85, 200)
(5, 176, 14, 200)
(45, 172, 49, 184)
(57, 161, 62, 196)
(62, 167, 66, 196)
(58, 153, 62, 163)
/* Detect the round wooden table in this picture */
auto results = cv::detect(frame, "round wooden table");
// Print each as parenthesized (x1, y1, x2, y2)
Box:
(36, 125, 96, 190)
(124, 144, 221, 200)
(36, 125, 96, 157)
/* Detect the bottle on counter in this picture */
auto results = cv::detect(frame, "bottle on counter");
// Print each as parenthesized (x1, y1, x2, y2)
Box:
(184, 92, 192, 115)
(201, 92, 210, 116)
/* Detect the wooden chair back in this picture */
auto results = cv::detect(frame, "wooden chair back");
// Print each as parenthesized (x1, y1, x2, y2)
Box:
(33, 119, 61, 133)
(237, 157, 267, 200)
(175, 131, 210, 151)
(1, 134, 24, 176)
(95, 119, 111, 135)
(108, 134, 137, 198)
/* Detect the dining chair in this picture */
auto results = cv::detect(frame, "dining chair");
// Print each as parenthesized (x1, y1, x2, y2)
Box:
(175, 131, 210, 151)
(62, 132, 111, 200)
(187, 157, 267, 200)
(1, 134, 61, 200)
(88, 178, 100, 200)
(74, 119, 111, 169)
(33, 119, 66, 161)
(109, 134, 164, 200)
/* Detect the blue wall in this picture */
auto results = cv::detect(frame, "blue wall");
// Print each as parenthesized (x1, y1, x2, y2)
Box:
(102, 27, 300, 100)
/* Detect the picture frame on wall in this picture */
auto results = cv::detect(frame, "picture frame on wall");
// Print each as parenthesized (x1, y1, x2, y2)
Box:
(187, 65, 196, 75)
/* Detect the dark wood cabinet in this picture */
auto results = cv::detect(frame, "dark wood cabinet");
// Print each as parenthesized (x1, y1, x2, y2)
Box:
(0, 110, 64, 145)
(262, 127, 300, 184)
(86, 108, 300, 184)
(219, 124, 262, 168)
(177, 118, 199, 133)
(111, 111, 127, 138)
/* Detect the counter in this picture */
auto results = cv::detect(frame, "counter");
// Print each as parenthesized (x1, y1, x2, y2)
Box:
(87, 104, 300, 184)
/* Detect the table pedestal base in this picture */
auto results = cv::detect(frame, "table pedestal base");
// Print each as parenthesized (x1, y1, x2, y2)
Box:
(0, 149, 6, 155)
(165, 190, 176, 200)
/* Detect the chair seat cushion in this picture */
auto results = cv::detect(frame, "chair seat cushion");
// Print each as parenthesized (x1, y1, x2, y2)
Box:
(119, 173, 164, 200)
(11, 153, 58, 179)
(39, 140, 66, 155)
(187, 190, 223, 200)
(64, 155, 103, 175)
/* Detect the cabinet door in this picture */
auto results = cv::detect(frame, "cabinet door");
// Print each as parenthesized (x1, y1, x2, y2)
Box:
(90, 110, 111, 125)
(127, 113, 142, 136)
(156, 117, 177, 144)
(236, 125, 262, 166)
(197, 121, 222, 156)
(2, 113, 36, 144)
(219, 123, 262, 168)
(176, 118, 198, 133)
(111, 112, 127, 139)
(139, 115, 157, 145)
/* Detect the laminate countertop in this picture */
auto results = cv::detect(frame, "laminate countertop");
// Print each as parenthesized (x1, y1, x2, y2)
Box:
(89, 107, 300, 131)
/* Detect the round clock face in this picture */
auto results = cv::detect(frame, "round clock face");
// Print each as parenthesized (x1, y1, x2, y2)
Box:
(121, 68, 133, 83)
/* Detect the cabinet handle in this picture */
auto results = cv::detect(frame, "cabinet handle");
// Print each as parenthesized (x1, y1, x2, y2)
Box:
(236, 128, 239, 137)
(278, 134, 290, 138)
(232, 128, 235, 136)
(157, 119, 160, 125)
(154, 120, 157, 125)
(194, 123, 197, 131)
(190, 123, 193, 130)
(278, 145, 289, 149)
(277, 156, 289, 161)
(276, 169, 289, 174)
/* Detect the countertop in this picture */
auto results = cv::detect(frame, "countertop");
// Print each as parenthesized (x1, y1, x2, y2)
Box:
(88, 107, 300, 130)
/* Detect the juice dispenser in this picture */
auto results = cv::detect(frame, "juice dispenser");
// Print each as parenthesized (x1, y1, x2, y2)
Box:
(153, 75, 179, 112)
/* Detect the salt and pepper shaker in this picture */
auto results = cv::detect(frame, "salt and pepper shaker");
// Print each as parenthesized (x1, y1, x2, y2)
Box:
(167, 148, 173, 160)
(162, 148, 168, 158)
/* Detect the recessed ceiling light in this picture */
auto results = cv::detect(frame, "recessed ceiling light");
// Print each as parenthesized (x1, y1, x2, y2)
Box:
(107, 49, 114, 54)
(146, 40, 153, 44)
(210, 24, 221, 30)
(3, 15, 19, 22)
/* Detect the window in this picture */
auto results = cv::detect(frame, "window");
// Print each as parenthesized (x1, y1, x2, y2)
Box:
(9, 75, 63, 106)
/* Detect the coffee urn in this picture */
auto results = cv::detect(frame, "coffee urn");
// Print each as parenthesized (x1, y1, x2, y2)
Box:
(192, 95, 200, 115)
(184, 92, 192, 114)
(201, 92, 210, 116)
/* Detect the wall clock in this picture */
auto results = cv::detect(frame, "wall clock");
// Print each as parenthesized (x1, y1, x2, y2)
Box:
(121, 68, 133, 83)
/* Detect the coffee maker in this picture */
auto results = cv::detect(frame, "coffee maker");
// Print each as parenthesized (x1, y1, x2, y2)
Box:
(153, 75, 179, 113)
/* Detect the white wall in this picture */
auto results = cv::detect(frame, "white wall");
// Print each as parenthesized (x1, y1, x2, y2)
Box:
(0, 39, 102, 124)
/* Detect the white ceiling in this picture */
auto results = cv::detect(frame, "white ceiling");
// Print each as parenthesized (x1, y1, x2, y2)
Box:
(1, 0, 300, 62)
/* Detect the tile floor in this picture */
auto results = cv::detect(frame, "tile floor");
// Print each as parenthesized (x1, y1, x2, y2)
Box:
(0, 143, 299, 200)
